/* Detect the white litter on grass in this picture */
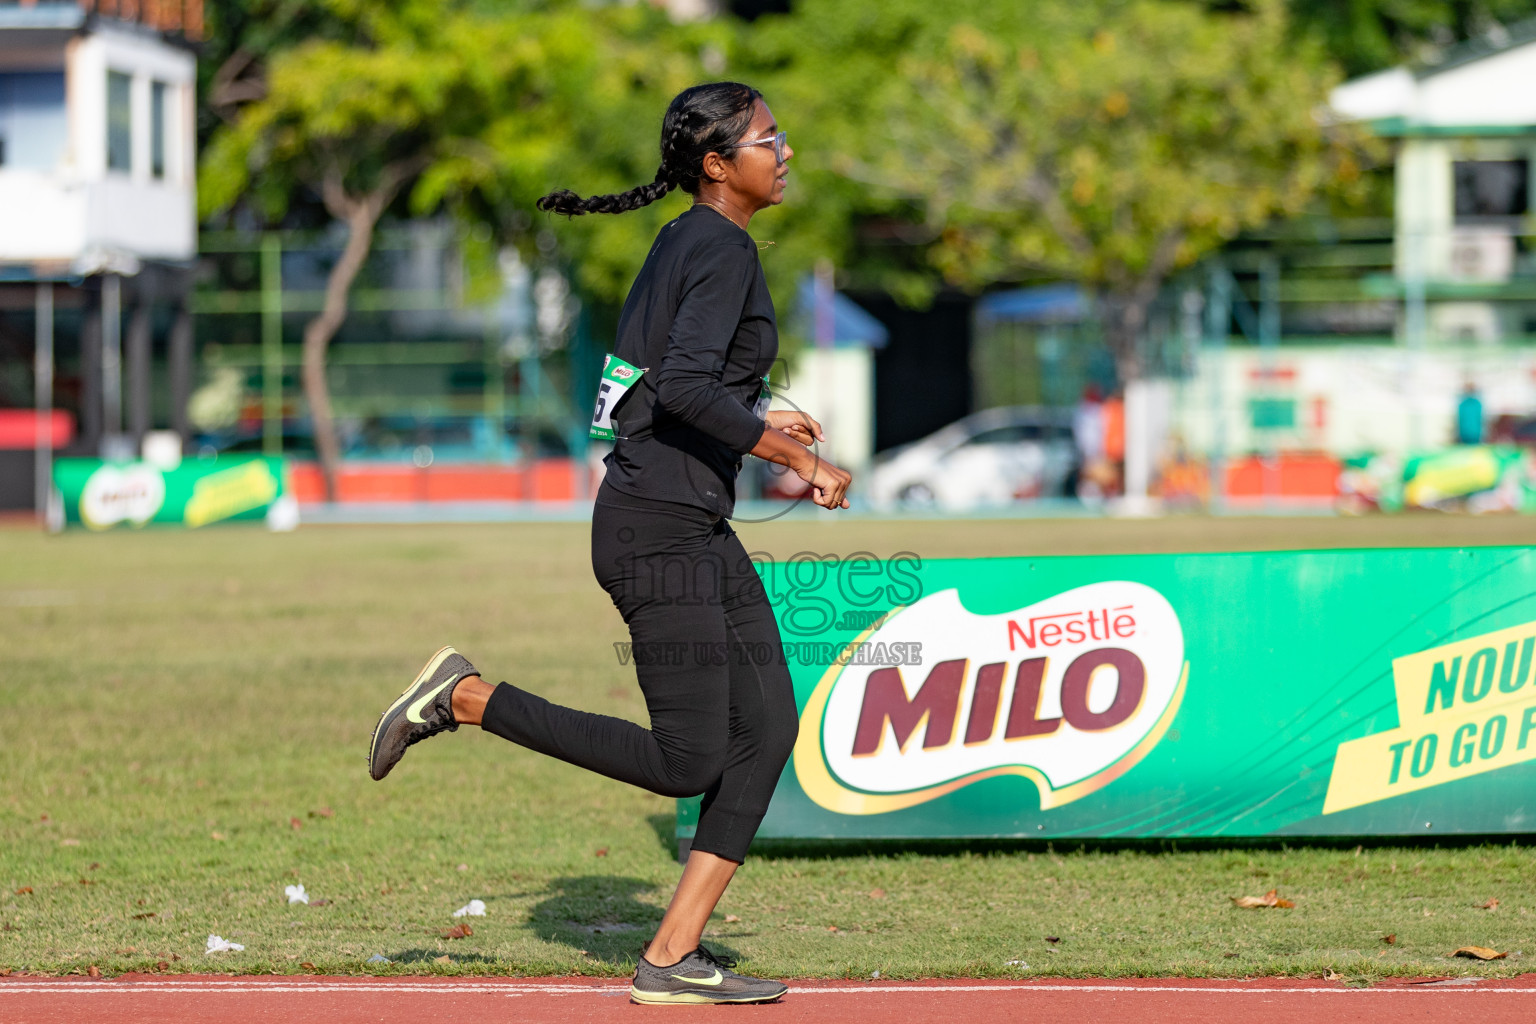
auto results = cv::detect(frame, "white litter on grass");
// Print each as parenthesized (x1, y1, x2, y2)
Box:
(366, 954, 391, 964)
(205, 935, 246, 954)
(452, 900, 486, 918)
(1004, 960, 1029, 969)
(285, 884, 309, 905)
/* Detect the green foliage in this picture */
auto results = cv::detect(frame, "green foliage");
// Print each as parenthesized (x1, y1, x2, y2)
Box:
(194, 0, 1391, 342)
(1287, 0, 1536, 76)
(736, 0, 1031, 306)
(506, 12, 732, 304)
(200, 0, 518, 225)
(827, 0, 1371, 372)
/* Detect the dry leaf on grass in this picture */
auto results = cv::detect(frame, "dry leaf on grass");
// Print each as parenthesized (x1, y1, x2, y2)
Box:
(869, 888, 886, 899)
(1452, 946, 1507, 960)
(132, 912, 156, 920)
(1477, 899, 1499, 910)
(210, 832, 226, 841)
(77, 878, 95, 886)
(309, 807, 334, 819)
(300, 962, 317, 971)
(724, 915, 741, 924)
(310, 899, 331, 907)
(154, 961, 170, 972)
(827, 925, 839, 932)
(594, 848, 609, 858)
(1323, 969, 1341, 981)
(1222, 952, 1239, 958)
(433, 955, 452, 964)
(14, 887, 31, 895)
(115, 948, 136, 955)
(1045, 936, 1061, 944)
(1382, 934, 1396, 945)
(1230, 888, 1295, 909)
(441, 924, 473, 939)
(290, 818, 303, 831)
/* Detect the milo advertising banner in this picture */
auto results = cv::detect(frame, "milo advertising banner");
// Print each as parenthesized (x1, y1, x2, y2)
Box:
(53, 456, 297, 531)
(680, 548, 1536, 845)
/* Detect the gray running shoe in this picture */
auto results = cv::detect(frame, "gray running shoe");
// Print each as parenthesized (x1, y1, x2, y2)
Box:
(630, 946, 787, 1005)
(368, 646, 477, 781)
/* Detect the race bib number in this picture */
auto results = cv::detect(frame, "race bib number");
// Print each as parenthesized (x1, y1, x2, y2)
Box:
(753, 376, 772, 419)
(590, 355, 645, 441)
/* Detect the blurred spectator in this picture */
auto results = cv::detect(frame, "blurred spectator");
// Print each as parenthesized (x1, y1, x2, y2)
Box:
(1073, 385, 1105, 461)
(1074, 385, 1107, 503)
(1155, 437, 1210, 510)
(1101, 390, 1125, 496)
(1457, 381, 1483, 446)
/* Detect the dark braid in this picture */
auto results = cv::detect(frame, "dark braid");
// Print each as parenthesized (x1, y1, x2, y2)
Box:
(536, 82, 762, 217)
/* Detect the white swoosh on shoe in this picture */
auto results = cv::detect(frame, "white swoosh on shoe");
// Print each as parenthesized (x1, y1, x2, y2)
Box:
(406, 675, 461, 724)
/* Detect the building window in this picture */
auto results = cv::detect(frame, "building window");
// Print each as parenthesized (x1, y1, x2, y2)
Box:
(150, 81, 167, 179)
(1453, 160, 1529, 221)
(107, 69, 132, 173)
(0, 71, 68, 170)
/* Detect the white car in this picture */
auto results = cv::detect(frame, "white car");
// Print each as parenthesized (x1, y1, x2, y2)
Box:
(868, 407, 1079, 512)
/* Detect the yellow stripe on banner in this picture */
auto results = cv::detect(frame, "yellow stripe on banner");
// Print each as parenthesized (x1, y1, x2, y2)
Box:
(1323, 698, 1536, 814)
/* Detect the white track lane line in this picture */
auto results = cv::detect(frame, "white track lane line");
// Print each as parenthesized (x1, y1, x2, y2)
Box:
(4, 983, 1536, 996)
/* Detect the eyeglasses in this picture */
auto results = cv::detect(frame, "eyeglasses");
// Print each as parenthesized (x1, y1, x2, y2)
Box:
(734, 130, 787, 164)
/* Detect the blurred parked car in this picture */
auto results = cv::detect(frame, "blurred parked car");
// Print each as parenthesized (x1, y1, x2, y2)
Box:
(868, 406, 1079, 511)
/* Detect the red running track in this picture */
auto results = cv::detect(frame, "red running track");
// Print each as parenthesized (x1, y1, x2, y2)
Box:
(2, 975, 1534, 1024)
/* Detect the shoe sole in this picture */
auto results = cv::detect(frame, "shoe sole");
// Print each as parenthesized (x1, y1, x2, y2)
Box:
(368, 645, 457, 780)
(629, 987, 786, 1005)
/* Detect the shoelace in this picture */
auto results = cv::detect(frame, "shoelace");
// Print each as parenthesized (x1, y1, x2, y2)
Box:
(693, 945, 739, 971)
(405, 699, 458, 748)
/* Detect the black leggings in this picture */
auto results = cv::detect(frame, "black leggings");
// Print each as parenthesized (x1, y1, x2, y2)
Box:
(480, 482, 799, 863)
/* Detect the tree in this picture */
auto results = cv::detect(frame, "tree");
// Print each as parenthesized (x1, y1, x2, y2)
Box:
(844, 0, 1368, 382)
(1286, 0, 1536, 77)
(735, 0, 1009, 307)
(199, 0, 646, 500)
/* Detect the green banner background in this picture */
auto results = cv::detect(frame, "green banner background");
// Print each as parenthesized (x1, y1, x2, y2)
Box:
(54, 456, 290, 530)
(680, 547, 1536, 844)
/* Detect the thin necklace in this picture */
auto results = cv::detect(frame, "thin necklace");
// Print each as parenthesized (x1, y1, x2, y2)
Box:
(692, 200, 775, 250)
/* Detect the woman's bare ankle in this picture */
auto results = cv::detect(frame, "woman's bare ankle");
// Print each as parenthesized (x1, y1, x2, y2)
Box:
(451, 675, 494, 726)
(644, 936, 697, 968)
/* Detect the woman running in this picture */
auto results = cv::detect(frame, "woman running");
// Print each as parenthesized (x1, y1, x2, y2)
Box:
(367, 81, 852, 1005)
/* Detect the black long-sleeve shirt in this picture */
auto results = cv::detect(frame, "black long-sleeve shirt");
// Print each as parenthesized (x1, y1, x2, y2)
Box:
(602, 205, 776, 517)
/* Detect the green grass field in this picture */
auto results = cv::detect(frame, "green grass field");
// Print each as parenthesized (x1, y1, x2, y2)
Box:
(2, 515, 1533, 981)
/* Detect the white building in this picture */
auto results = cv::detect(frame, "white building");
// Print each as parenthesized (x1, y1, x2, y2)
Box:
(1331, 24, 1536, 341)
(0, 2, 197, 266)
(0, 1, 200, 509)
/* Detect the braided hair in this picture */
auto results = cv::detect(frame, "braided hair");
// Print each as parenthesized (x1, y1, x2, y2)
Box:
(536, 82, 762, 217)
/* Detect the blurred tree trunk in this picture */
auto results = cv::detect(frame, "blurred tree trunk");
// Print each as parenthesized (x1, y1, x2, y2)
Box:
(302, 159, 422, 503)
(1099, 230, 1184, 385)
